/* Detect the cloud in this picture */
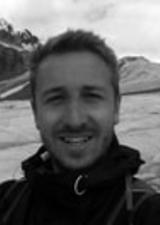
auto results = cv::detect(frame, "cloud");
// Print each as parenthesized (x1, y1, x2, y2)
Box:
(84, 3, 114, 23)
(0, 0, 23, 19)
(108, 1, 160, 60)
(12, 0, 55, 25)
(9, 0, 115, 39)
(2, 0, 160, 61)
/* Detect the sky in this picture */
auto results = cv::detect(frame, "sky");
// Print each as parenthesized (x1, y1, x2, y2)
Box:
(0, 0, 160, 62)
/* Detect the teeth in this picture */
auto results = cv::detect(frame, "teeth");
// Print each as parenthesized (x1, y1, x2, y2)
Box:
(61, 137, 90, 143)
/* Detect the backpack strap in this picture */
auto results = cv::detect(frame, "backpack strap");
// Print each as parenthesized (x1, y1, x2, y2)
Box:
(132, 178, 156, 216)
(106, 175, 156, 225)
(125, 175, 156, 225)
(106, 191, 126, 225)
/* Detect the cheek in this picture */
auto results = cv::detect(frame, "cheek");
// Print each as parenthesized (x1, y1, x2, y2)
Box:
(35, 109, 58, 132)
(91, 107, 117, 135)
(92, 106, 115, 123)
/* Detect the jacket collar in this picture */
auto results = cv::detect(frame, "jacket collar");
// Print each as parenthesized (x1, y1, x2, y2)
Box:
(22, 135, 144, 195)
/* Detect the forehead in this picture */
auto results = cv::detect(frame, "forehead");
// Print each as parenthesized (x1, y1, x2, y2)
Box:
(36, 51, 113, 91)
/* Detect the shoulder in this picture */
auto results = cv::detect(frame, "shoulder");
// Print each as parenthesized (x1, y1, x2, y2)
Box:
(0, 178, 30, 224)
(128, 177, 160, 225)
(137, 189, 160, 210)
(0, 180, 17, 198)
(0, 178, 28, 203)
(134, 188, 160, 225)
(0, 178, 26, 189)
(132, 178, 155, 193)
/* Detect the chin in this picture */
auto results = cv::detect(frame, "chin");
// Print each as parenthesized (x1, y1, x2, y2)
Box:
(62, 157, 98, 172)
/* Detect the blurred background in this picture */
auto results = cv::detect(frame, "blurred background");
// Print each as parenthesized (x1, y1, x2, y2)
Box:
(0, 0, 160, 191)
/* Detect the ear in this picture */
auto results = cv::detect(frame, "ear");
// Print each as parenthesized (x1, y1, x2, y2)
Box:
(114, 111, 119, 125)
(114, 96, 121, 125)
(30, 99, 40, 130)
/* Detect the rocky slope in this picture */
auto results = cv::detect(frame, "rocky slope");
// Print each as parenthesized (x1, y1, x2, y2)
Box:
(1, 55, 160, 100)
(0, 18, 38, 100)
(120, 56, 160, 95)
(0, 18, 160, 99)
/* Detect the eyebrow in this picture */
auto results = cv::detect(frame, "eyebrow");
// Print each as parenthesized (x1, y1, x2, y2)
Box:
(42, 85, 105, 98)
(82, 85, 105, 92)
(43, 87, 65, 97)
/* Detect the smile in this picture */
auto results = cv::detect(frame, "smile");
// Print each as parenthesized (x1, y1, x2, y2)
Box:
(59, 136, 92, 144)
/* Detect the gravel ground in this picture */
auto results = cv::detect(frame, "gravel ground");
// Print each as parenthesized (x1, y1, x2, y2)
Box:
(1, 94, 160, 190)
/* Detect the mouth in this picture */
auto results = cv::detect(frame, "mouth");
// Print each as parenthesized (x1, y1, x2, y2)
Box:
(59, 135, 93, 144)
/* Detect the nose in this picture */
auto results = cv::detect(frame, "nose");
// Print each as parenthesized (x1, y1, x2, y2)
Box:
(64, 101, 86, 128)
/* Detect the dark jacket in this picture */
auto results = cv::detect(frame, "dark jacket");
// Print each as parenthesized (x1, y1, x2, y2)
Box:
(0, 138, 160, 225)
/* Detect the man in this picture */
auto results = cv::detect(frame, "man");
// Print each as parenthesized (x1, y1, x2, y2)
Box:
(0, 30, 160, 225)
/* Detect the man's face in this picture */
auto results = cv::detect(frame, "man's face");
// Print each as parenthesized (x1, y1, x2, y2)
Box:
(33, 51, 120, 170)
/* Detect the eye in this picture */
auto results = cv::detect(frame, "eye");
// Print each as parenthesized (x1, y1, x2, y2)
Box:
(45, 95, 65, 105)
(84, 92, 103, 100)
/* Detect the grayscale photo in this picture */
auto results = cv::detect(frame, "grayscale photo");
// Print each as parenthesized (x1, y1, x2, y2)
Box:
(0, 0, 160, 224)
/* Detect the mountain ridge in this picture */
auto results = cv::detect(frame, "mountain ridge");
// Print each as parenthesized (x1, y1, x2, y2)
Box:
(0, 18, 160, 99)
(1, 55, 160, 100)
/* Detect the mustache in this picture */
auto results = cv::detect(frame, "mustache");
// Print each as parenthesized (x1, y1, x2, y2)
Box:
(57, 124, 94, 135)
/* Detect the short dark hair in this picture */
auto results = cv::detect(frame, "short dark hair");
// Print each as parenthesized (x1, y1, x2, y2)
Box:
(30, 29, 119, 101)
